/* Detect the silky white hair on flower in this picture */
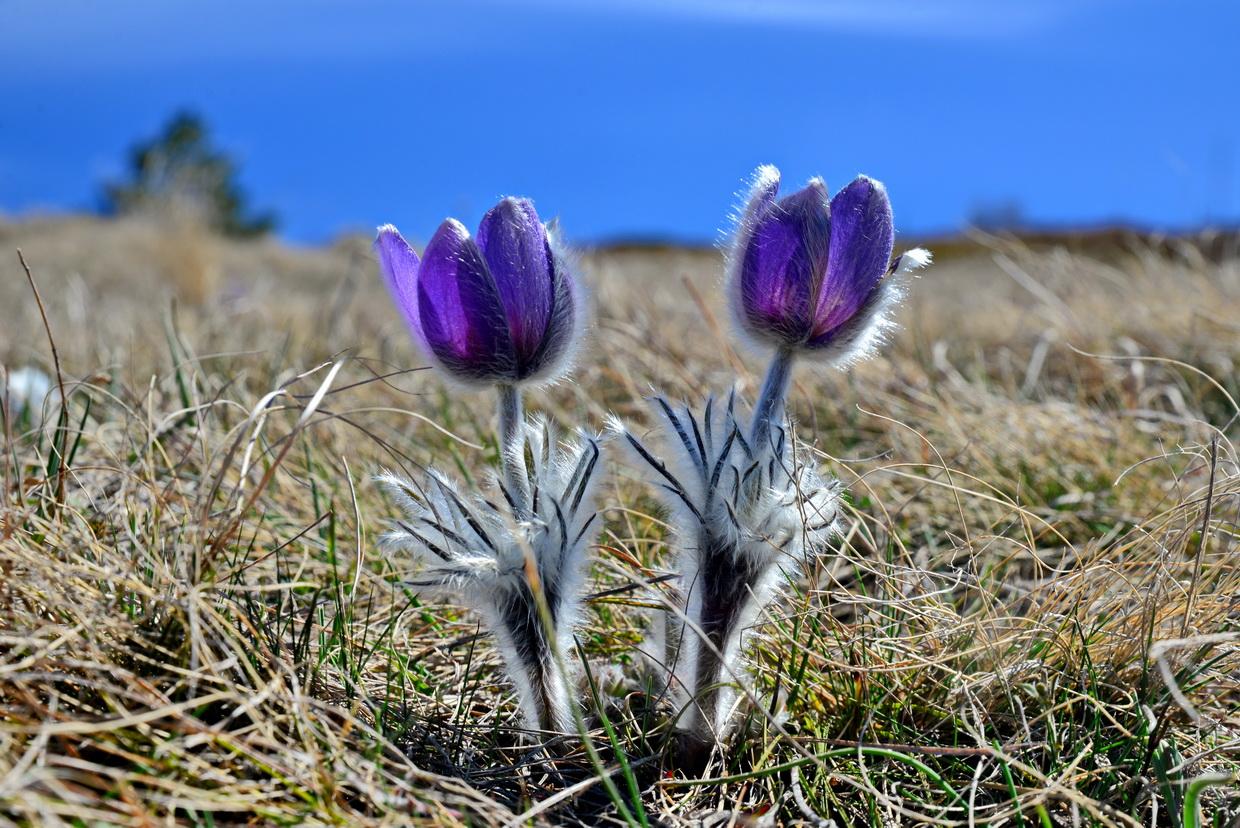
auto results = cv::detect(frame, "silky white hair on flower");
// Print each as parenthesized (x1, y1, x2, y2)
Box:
(810, 244, 934, 369)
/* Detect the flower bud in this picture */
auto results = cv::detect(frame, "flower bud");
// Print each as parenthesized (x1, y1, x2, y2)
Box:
(376, 197, 580, 386)
(729, 165, 916, 365)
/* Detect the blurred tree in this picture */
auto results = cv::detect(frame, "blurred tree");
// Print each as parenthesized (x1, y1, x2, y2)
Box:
(102, 111, 277, 237)
(968, 199, 1027, 232)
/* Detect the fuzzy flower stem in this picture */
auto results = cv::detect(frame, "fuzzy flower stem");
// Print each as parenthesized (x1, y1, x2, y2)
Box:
(749, 346, 795, 453)
(497, 383, 530, 519)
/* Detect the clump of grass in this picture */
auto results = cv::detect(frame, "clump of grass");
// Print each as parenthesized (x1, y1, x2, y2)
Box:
(1, 226, 1237, 825)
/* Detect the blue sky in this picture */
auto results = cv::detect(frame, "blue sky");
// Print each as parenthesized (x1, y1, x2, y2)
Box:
(1, 0, 1236, 244)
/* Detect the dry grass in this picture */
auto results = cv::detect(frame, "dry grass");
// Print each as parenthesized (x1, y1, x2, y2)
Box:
(1, 216, 1237, 826)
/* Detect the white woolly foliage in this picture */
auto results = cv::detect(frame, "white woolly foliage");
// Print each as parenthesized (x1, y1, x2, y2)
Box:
(615, 392, 841, 744)
(378, 417, 604, 733)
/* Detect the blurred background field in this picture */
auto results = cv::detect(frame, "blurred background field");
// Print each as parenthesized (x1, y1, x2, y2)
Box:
(1, 214, 1237, 825)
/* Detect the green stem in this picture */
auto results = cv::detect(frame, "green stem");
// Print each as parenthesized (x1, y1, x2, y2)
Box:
(1183, 773, 1235, 828)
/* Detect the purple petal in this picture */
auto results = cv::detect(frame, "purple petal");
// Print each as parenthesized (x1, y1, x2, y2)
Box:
(476, 197, 556, 373)
(739, 179, 831, 344)
(810, 176, 893, 343)
(519, 226, 579, 381)
(417, 219, 516, 381)
(375, 225, 422, 339)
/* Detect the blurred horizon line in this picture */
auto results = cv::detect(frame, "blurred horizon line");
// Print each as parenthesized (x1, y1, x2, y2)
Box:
(5, 205, 1237, 255)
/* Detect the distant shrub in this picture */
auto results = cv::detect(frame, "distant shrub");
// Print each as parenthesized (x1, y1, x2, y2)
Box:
(968, 198, 1028, 231)
(102, 111, 277, 238)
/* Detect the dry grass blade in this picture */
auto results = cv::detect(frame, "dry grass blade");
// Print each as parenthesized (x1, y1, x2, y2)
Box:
(15, 249, 69, 508)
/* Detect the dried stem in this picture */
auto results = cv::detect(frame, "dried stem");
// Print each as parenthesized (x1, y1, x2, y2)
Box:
(16, 248, 68, 508)
(1182, 436, 1218, 635)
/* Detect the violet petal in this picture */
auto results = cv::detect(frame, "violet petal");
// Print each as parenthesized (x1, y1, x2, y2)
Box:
(417, 219, 516, 381)
(810, 176, 893, 343)
(739, 179, 831, 345)
(476, 197, 556, 374)
(375, 225, 423, 341)
(523, 229, 578, 381)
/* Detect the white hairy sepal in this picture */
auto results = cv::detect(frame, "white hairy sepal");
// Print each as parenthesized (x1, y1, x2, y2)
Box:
(801, 245, 933, 368)
(613, 392, 841, 743)
(377, 416, 604, 733)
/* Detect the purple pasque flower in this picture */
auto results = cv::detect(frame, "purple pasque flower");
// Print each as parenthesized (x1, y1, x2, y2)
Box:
(728, 165, 907, 365)
(376, 197, 580, 386)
